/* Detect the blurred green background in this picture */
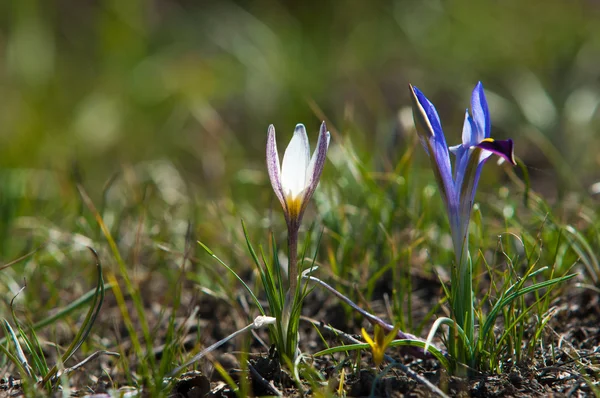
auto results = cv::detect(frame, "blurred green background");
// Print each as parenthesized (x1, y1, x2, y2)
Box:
(1, 0, 599, 197)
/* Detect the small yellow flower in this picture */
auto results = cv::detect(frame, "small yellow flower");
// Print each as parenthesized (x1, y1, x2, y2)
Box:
(361, 324, 400, 366)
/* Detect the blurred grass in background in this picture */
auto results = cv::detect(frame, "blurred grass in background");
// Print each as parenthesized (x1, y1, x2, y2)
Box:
(1, 0, 598, 192)
(0, 0, 597, 294)
(1, 0, 597, 300)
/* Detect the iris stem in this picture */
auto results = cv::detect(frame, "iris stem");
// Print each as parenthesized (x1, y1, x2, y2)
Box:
(450, 231, 474, 371)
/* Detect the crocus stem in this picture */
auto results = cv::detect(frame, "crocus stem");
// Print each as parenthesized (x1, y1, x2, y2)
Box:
(282, 222, 300, 360)
(287, 223, 299, 295)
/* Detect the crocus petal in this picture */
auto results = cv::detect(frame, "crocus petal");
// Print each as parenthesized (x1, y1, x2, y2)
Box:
(409, 85, 455, 209)
(302, 121, 330, 213)
(471, 82, 490, 140)
(476, 138, 516, 165)
(266, 125, 286, 211)
(281, 124, 310, 200)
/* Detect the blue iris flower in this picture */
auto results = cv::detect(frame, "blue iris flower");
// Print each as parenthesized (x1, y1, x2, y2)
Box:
(409, 82, 515, 267)
(409, 82, 516, 359)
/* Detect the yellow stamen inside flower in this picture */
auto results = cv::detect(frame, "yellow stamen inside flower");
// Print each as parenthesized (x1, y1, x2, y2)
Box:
(285, 195, 303, 223)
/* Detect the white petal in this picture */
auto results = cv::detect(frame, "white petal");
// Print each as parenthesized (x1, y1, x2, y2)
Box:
(281, 124, 310, 199)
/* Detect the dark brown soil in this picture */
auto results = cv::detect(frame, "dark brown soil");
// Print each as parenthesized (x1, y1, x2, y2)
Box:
(1, 273, 598, 397)
(164, 275, 600, 397)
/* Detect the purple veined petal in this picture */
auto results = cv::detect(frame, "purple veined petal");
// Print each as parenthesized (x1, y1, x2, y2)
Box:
(281, 124, 311, 200)
(449, 144, 462, 155)
(302, 121, 330, 213)
(471, 82, 490, 140)
(455, 137, 517, 259)
(461, 110, 478, 147)
(457, 139, 511, 217)
(266, 125, 287, 211)
(452, 144, 471, 192)
(455, 146, 486, 260)
(409, 85, 444, 139)
(476, 138, 516, 165)
(456, 146, 483, 209)
(409, 84, 456, 210)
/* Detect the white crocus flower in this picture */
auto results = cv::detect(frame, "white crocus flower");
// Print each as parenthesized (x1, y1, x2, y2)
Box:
(266, 122, 330, 360)
(267, 122, 330, 227)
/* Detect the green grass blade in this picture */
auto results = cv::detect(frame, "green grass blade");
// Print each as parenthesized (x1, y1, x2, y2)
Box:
(41, 247, 106, 385)
(77, 184, 155, 378)
(9, 296, 48, 380)
(2, 320, 33, 378)
(481, 273, 576, 343)
(198, 240, 265, 316)
(314, 340, 450, 369)
(0, 324, 29, 379)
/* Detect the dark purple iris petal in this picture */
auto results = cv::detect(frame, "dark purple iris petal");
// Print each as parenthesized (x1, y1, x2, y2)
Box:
(477, 139, 516, 165)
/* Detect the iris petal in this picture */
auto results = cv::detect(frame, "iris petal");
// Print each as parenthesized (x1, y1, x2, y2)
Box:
(476, 138, 516, 165)
(471, 82, 490, 140)
(410, 85, 444, 139)
(409, 85, 456, 212)
(461, 110, 478, 147)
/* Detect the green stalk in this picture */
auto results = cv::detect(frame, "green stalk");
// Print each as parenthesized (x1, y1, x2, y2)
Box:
(282, 221, 300, 361)
(287, 222, 299, 294)
(450, 232, 474, 371)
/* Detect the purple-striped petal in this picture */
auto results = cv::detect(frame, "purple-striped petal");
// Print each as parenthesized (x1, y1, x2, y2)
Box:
(476, 138, 516, 165)
(301, 121, 330, 214)
(266, 125, 287, 212)
(471, 82, 490, 140)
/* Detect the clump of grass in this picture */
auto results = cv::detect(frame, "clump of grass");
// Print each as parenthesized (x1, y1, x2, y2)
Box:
(0, 248, 112, 395)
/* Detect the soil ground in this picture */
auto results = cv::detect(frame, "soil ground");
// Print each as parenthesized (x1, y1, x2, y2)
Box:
(1, 272, 598, 397)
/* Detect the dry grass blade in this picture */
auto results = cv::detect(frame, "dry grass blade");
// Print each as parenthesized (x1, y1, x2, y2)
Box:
(60, 350, 120, 377)
(169, 316, 276, 377)
(248, 363, 283, 397)
(0, 246, 44, 272)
